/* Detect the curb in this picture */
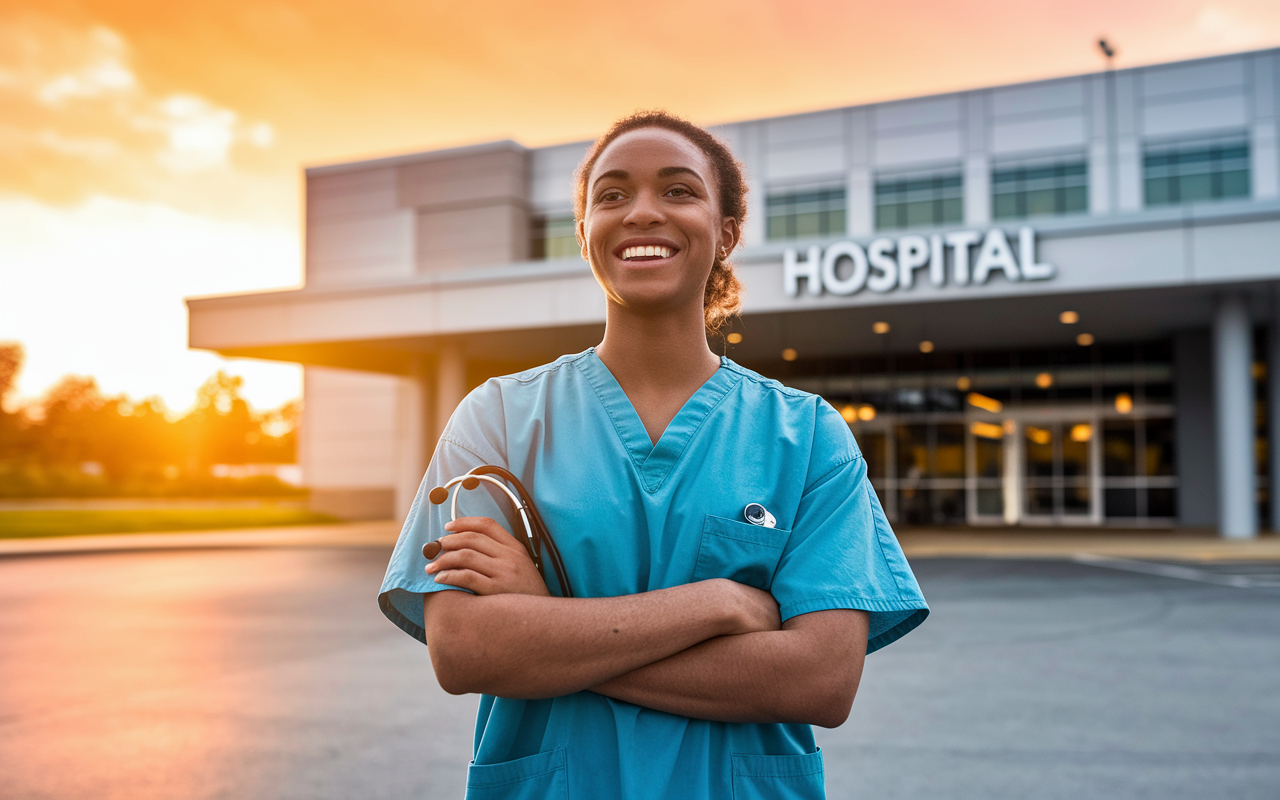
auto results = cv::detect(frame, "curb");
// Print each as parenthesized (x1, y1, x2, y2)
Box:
(0, 520, 401, 557)
(896, 531, 1280, 561)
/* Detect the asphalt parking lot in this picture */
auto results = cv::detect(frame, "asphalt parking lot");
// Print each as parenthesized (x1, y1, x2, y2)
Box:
(1, 547, 1277, 799)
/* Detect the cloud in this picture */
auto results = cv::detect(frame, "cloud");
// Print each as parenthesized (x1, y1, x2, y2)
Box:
(36, 128, 121, 159)
(35, 27, 136, 105)
(153, 94, 240, 172)
(1194, 3, 1272, 47)
(0, 14, 277, 206)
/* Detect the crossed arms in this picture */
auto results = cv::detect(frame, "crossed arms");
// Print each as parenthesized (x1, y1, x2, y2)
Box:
(420, 517, 869, 728)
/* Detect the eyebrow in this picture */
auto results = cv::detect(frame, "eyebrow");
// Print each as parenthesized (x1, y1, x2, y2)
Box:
(592, 166, 706, 188)
(658, 166, 701, 180)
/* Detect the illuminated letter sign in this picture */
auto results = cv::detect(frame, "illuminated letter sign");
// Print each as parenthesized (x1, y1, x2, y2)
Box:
(782, 227, 1054, 297)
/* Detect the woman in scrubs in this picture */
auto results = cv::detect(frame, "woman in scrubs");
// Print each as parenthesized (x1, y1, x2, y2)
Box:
(379, 111, 928, 799)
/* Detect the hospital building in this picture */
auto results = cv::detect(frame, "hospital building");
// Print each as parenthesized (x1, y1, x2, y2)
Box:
(189, 48, 1280, 538)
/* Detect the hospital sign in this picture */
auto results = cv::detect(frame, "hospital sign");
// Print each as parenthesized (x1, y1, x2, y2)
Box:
(783, 226, 1055, 297)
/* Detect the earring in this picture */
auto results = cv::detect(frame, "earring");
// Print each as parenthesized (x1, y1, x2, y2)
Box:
(720, 246, 728, 260)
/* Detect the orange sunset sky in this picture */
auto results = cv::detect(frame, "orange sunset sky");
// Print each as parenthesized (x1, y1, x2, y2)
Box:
(3, 0, 1280, 413)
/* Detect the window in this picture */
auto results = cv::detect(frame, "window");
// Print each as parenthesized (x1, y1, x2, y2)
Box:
(765, 187, 845, 240)
(531, 215, 579, 260)
(1144, 138, 1250, 207)
(992, 161, 1087, 219)
(875, 173, 963, 230)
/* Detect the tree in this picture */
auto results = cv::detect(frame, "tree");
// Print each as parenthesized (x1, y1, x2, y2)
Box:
(0, 350, 300, 496)
(0, 343, 24, 458)
(178, 371, 260, 470)
(0, 342, 21, 406)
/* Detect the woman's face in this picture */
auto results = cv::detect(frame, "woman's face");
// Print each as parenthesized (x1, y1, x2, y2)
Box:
(580, 128, 738, 319)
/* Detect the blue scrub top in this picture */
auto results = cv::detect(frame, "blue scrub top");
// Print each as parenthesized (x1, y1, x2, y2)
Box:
(379, 349, 928, 800)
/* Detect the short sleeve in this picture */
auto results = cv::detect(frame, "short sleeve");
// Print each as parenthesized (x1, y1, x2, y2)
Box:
(377, 385, 518, 646)
(769, 406, 929, 654)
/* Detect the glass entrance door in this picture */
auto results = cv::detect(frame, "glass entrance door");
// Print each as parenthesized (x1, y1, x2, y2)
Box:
(1021, 420, 1098, 523)
(966, 415, 1102, 525)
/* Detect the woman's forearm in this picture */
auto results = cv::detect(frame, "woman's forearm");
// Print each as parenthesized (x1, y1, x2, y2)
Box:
(590, 609, 869, 728)
(421, 579, 778, 699)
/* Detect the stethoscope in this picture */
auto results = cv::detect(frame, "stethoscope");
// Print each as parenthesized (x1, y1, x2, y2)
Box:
(423, 464, 778, 599)
(422, 465, 575, 598)
(743, 502, 777, 528)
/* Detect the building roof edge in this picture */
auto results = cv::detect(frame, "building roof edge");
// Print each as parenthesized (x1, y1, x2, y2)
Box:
(304, 139, 527, 176)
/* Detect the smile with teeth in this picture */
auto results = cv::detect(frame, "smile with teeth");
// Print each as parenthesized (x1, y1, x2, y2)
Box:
(622, 245, 674, 261)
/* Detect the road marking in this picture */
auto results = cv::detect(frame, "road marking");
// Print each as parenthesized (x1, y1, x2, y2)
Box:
(1073, 553, 1280, 588)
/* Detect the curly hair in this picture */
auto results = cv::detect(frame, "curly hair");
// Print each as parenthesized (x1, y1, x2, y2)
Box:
(574, 111, 747, 335)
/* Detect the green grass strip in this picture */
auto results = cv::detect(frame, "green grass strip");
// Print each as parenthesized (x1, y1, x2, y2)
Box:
(0, 508, 342, 539)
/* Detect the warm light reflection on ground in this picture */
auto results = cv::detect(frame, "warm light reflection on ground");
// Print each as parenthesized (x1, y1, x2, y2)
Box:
(0, 547, 475, 799)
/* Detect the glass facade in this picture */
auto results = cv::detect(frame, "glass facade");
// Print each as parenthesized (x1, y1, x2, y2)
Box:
(992, 161, 1088, 219)
(875, 173, 963, 230)
(780, 341, 1178, 527)
(1144, 138, 1250, 206)
(765, 188, 846, 241)
(531, 215, 579, 260)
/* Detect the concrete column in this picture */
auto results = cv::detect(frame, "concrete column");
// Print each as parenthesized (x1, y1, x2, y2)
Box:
(846, 166, 873, 237)
(1087, 74, 1112, 215)
(1270, 286, 1280, 532)
(1114, 71, 1142, 212)
(394, 356, 430, 520)
(1213, 293, 1257, 538)
(435, 339, 467, 447)
(740, 123, 766, 247)
(1002, 422, 1022, 525)
(1251, 52, 1278, 201)
(845, 107, 873, 238)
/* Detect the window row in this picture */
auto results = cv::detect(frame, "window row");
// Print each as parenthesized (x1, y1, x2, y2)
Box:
(529, 138, 1252, 254)
(768, 141, 1249, 239)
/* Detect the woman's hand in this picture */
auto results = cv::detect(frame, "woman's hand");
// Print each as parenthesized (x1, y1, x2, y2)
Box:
(425, 516, 551, 597)
(713, 579, 781, 636)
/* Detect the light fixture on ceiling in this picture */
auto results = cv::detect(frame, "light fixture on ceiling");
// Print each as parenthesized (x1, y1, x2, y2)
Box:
(970, 421, 1004, 440)
(968, 393, 1003, 413)
(1026, 426, 1052, 446)
(1070, 424, 1093, 442)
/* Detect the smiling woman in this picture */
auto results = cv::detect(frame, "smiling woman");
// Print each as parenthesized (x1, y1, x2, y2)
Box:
(574, 112, 747, 337)
(377, 110, 928, 800)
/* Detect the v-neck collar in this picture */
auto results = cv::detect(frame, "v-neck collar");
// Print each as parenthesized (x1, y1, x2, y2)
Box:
(578, 347, 742, 493)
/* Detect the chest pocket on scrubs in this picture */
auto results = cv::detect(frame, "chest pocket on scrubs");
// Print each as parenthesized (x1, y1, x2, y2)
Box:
(692, 514, 790, 591)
